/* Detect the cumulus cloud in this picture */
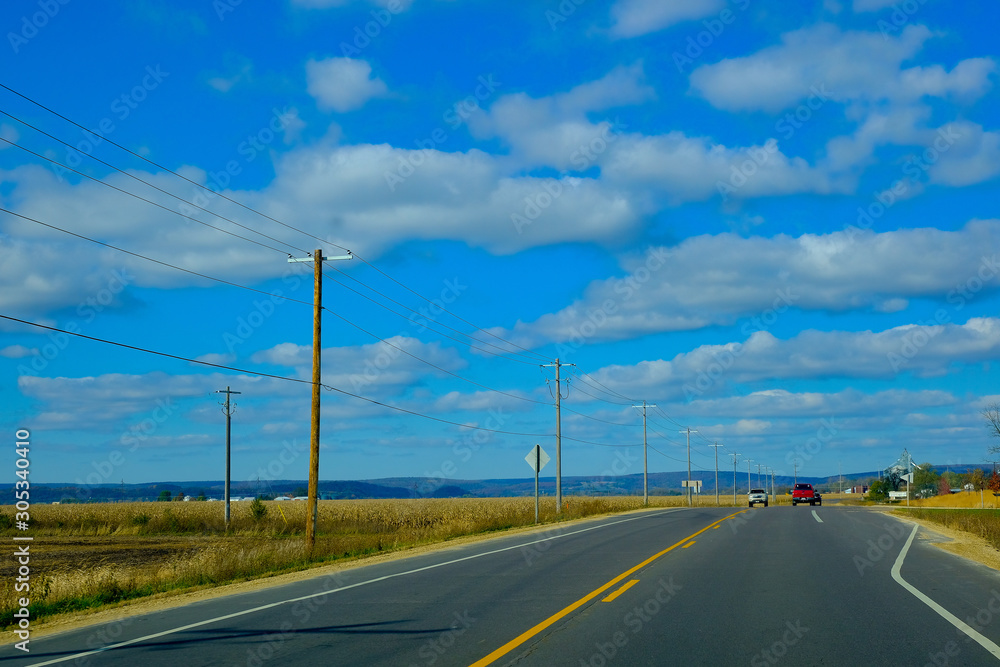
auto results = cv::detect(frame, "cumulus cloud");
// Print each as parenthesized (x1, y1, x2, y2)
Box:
(498, 221, 1000, 346)
(690, 24, 994, 112)
(580, 317, 1000, 402)
(306, 57, 389, 112)
(609, 0, 725, 38)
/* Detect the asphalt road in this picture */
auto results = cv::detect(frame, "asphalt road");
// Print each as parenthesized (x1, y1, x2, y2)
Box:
(5, 505, 1000, 666)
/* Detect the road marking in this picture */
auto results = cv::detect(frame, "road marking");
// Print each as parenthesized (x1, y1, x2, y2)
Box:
(811, 510, 823, 523)
(682, 540, 696, 548)
(601, 579, 640, 602)
(469, 510, 747, 667)
(27, 508, 687, 666)
(892, 522, 1000, 659)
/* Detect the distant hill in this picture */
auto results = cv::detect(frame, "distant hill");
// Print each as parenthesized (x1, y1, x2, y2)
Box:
(3, 465, 988, 503)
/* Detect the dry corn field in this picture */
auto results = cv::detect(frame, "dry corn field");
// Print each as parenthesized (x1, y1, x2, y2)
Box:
(0, 495, 709, 626)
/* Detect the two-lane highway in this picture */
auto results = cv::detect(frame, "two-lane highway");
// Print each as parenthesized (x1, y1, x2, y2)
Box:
(4, 506, 1000, 665)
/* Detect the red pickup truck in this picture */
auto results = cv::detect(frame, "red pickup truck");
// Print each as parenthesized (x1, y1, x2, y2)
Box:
(791, 483, 821, 506)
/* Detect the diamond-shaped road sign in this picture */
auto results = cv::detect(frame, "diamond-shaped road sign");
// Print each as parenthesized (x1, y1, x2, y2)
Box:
(525, 445, 550, 472)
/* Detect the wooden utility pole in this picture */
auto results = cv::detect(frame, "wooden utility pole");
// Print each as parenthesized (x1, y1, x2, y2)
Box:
(632, 401, 656, 506)
(288, 249, 352, 550)
(216, 386, 241, 528)
(710, 442, 723, 506)
(542, 358, 574, 513)
(679, 427, 697, 506)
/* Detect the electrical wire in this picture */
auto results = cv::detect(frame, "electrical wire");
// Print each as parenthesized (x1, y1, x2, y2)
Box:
(0, 206, 316, 308)
(1, 84, 551, 365)
(0, 124, 308, 256)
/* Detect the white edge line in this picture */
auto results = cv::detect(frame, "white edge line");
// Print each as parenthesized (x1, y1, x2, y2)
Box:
(811, 510, 823, 523)
(891, 522, 1000, 659)
(26, 508, 685, 666)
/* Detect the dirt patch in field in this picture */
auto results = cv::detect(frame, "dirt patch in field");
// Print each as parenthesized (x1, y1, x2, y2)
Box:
(0, 536, 203, 579)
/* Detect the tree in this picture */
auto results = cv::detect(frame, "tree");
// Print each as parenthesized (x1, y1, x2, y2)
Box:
(985, 403, 1000, 447)
(157, 490, 171, 502)
(989, 471, 1000, 496)
(868, 479, 889, 503)
(912, 462, 940, 499)
(938, 477, 951, 496)
(970, 468, 987, 492)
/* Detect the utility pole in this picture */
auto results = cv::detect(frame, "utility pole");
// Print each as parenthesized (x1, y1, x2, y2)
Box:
(542, 358, 574, 513)
(757, 463, 762, 489)
(288, 249, 352, 551)
(793, 460, 798, 485)
(633, 401, 656, 506)
(747, 459, 754, 492)
(216, 386, 241, 528)
(679, 427, 698, 506)
(710, 443, 723, 506)
(730, 453, 739, 505)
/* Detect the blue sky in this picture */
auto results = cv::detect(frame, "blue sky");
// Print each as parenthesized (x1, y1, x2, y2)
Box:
(1, 0, 998, 488)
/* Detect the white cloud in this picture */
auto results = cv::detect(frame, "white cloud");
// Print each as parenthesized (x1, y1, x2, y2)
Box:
(582, 317, 1000, 402)
(306, 57, 389, 112)
(609, 0, 725, 38)
(684, 388, 958, 418)
(690, 24, 994, 112)
(499, 221, 1000, 346)
(0, 344, 37, 358)
(292, 0, 414, 8)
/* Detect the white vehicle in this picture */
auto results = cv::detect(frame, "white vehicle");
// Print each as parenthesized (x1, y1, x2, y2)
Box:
(748, 488, 768, 507)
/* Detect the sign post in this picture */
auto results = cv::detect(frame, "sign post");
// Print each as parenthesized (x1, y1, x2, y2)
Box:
(525, 444, 550, 524)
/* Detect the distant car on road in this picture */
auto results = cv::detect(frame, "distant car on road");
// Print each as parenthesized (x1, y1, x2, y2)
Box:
(748, 488, 768, 507)
(792, 483, 819, 506)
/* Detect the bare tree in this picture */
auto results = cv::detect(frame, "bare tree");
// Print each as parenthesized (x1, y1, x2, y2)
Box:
(986, 403, 1000, 454)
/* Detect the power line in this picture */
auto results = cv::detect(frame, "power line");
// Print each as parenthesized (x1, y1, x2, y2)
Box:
(0, 83, 352, 254)
(0, 206, 315, 308)
(0, 123, 307, 256)
(350, 254, 550, 362)
(318, 268, 540, 365)
(1, 85, 546, 368)
(321, 264, 544, 364)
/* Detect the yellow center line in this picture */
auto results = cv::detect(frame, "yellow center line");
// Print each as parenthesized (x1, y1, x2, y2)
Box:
(601, 579, 640, 603)
(682, 540, 696, 548)
(468, 510, 747, 667)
